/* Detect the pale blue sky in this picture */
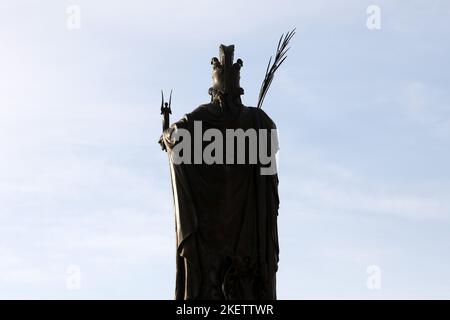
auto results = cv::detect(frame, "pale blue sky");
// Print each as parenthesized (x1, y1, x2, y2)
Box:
(1, 0, 449, 299)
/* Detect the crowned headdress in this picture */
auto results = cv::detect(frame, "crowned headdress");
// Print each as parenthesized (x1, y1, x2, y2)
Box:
(209, 44, 244, 105)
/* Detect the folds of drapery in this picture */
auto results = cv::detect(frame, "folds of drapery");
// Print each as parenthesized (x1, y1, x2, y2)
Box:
(163, 103, 280, 300)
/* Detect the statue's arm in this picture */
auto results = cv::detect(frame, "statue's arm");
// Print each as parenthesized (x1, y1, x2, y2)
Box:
(158, 115, 189, 151)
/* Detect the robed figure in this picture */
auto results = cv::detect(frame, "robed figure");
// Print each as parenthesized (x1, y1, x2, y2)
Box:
(160, 45, 280, 300)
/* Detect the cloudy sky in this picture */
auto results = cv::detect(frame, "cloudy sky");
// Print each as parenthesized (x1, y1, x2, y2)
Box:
(1, 0, 449, 299)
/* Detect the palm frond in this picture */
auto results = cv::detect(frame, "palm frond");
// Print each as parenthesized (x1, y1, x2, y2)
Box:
(257, 28, 296, 109)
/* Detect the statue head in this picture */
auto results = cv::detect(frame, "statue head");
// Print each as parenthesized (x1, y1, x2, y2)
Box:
(209, 44, 244, 104)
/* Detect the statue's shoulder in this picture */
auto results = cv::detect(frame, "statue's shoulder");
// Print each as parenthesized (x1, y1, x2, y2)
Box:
(192, 102, 218, 112)
(186, 103, 220, 120)
(243, 106, 277, 129)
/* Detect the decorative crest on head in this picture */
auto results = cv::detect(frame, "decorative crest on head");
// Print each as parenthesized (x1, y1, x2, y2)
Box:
(209, 44, 244, 104)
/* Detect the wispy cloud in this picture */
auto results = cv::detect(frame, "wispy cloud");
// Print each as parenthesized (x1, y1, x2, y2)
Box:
(1, 0, 450, 299)
(280, 153, 450, 221)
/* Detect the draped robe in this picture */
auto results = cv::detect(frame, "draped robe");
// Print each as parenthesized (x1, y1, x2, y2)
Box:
(162, 101, 279, 300)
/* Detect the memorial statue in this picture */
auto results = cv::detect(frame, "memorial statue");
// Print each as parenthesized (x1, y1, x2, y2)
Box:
(159, 30, 294, 300)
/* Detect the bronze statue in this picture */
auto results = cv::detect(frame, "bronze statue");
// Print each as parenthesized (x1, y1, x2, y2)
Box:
(159, 30, 294, 300)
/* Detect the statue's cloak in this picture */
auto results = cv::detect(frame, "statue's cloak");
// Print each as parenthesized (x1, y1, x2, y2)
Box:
(163, 102, 279, 300)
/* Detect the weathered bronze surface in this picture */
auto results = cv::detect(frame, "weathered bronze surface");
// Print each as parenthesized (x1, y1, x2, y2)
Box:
(160, 44, 283, 300)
